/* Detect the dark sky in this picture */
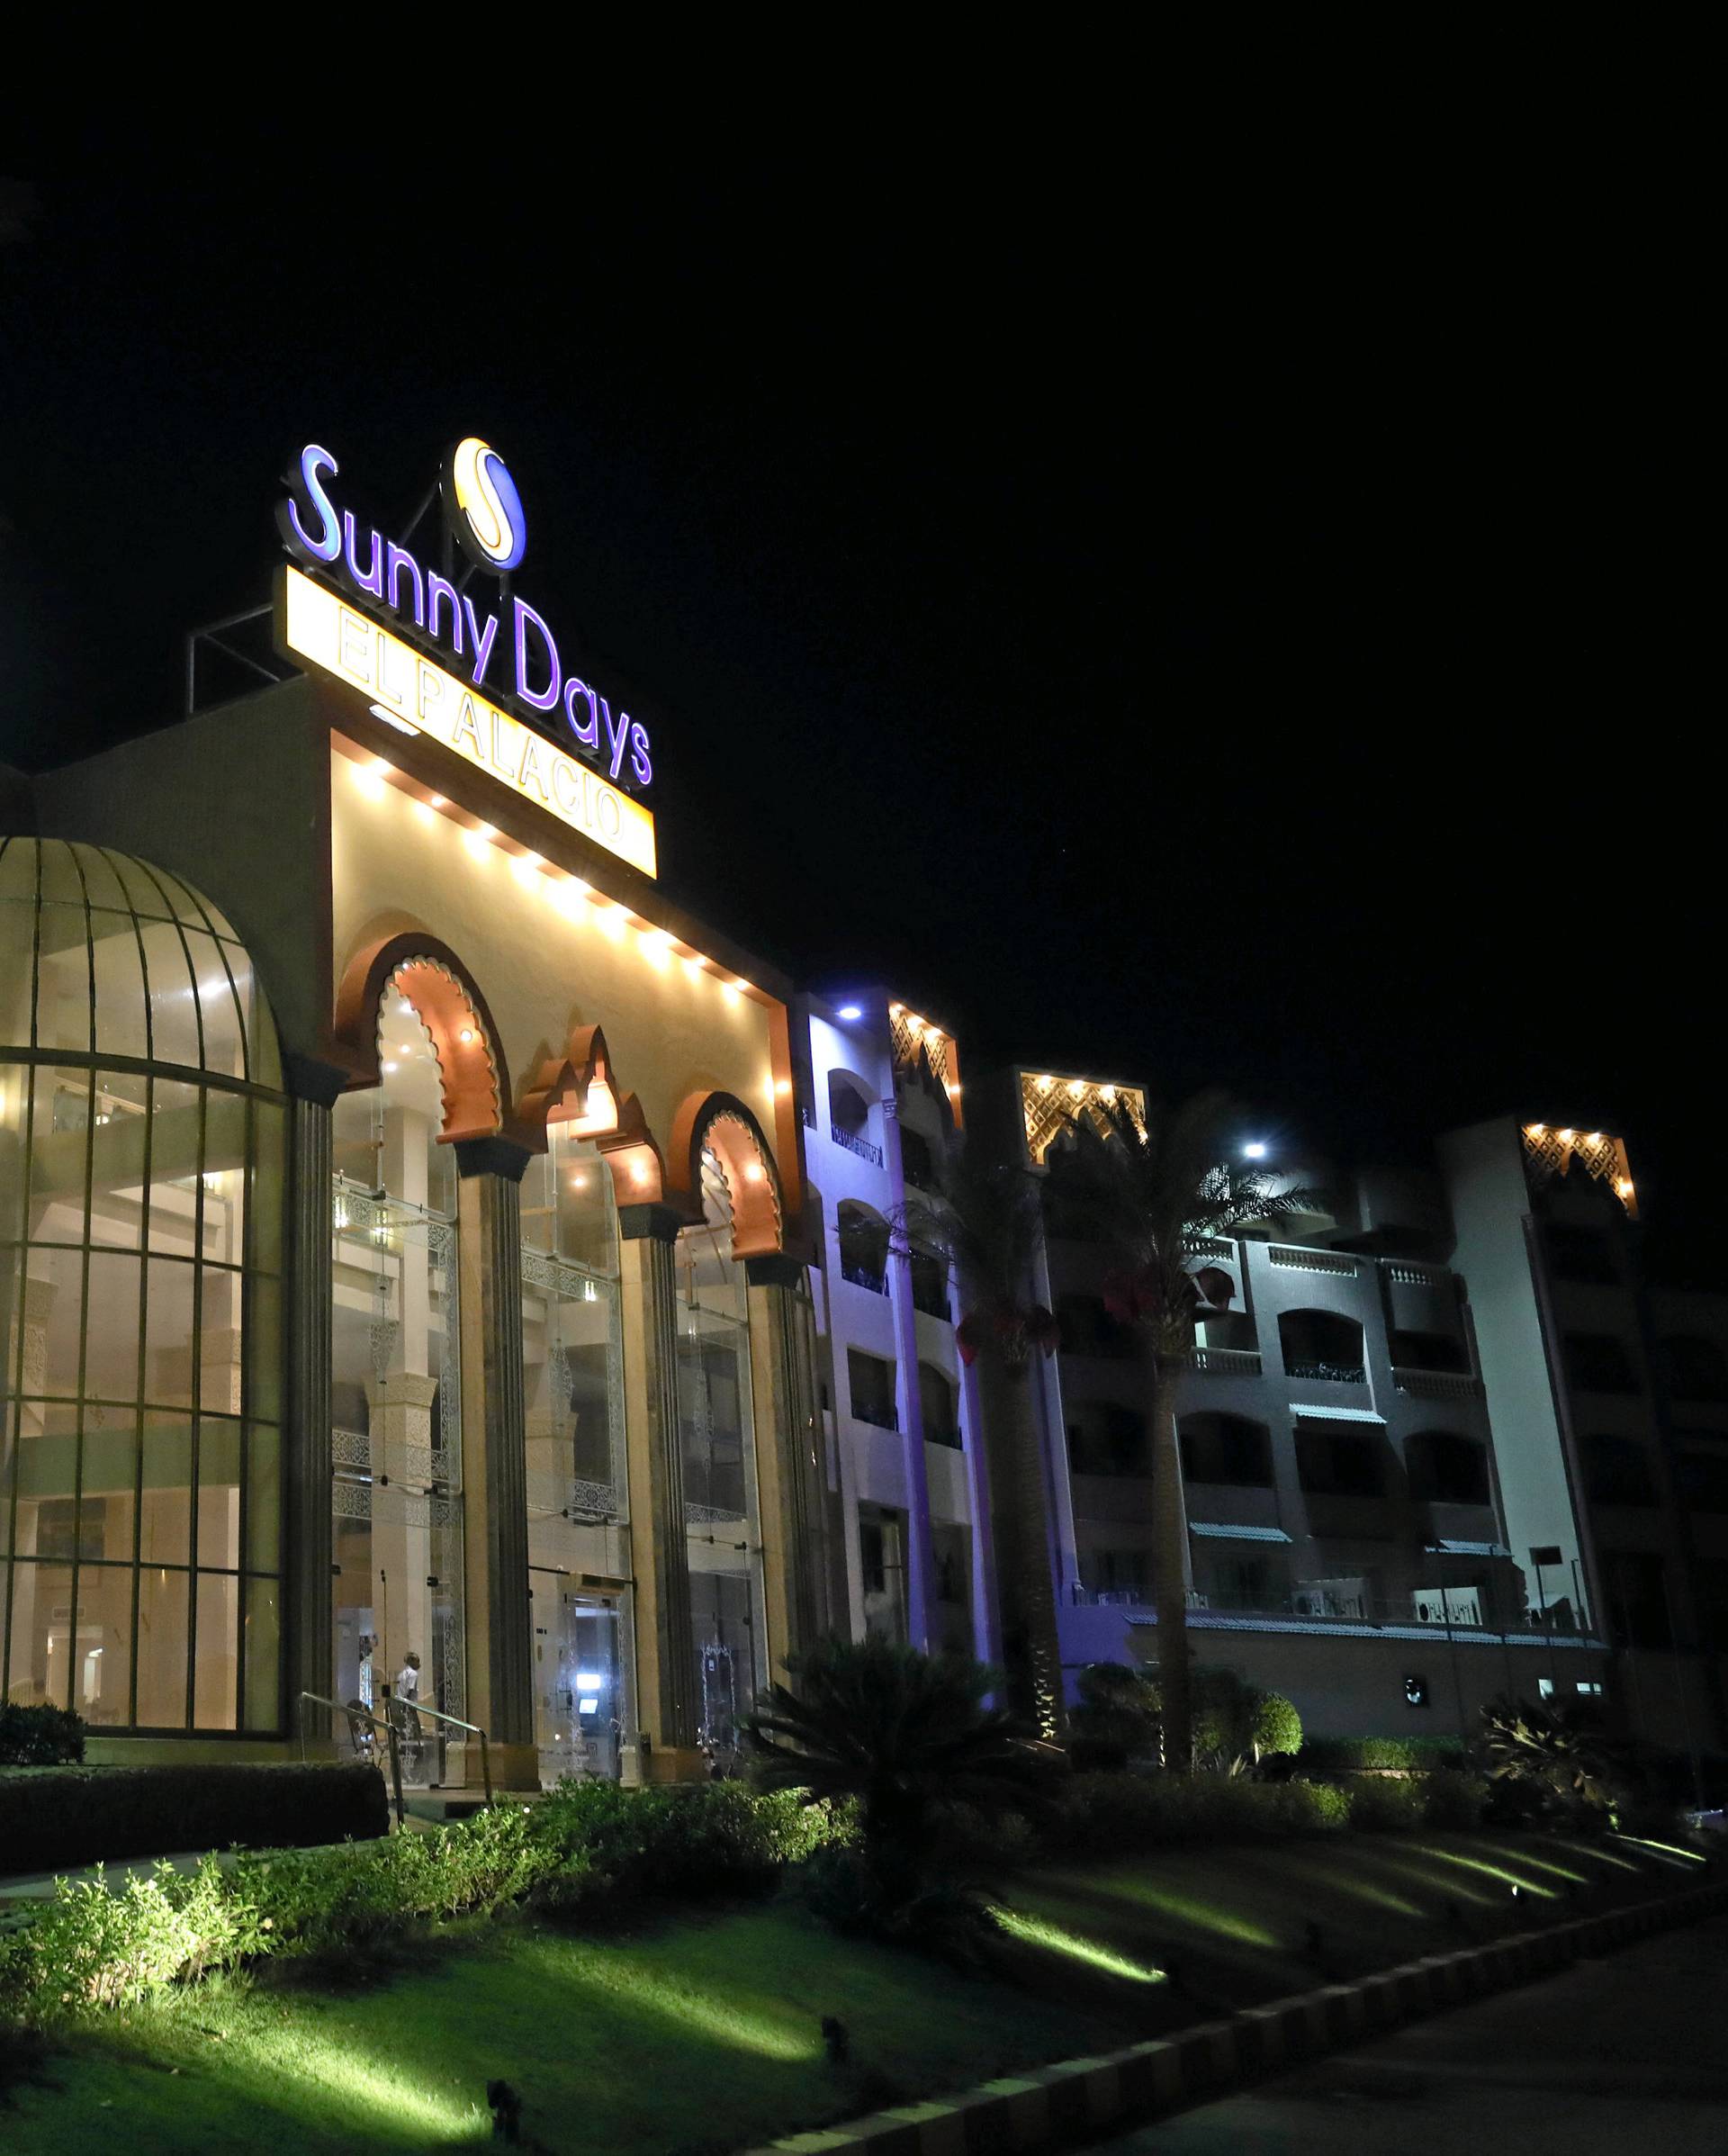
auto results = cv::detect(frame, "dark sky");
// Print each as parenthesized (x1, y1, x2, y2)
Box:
(0, 142, 1711, 1277)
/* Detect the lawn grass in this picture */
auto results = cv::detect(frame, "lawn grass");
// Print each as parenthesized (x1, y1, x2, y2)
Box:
(0, 1830, 1697, 2153)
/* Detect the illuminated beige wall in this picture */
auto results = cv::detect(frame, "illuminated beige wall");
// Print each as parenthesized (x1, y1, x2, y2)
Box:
(328, 753, 782, 1176)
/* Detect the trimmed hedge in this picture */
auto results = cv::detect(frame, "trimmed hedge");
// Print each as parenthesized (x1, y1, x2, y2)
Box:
(0, 1763, 390, 1877)
(0, 1780, 839, 2021)
(1049, 1773, 1351, 1854)
(1300, 1735, 1467, 1773)
(0, 1704, 85, 1767)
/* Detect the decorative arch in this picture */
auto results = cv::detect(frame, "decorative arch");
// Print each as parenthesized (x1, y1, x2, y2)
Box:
(517, 1020, 667, 1205)
(332, 930, 508, 1144)
(669, 1090, 784, 1257)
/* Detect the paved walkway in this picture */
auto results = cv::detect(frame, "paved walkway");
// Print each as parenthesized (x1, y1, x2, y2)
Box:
(1095, 1912, 1728, 2154)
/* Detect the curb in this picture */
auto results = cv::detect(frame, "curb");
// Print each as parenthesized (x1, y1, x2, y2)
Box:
(745, 1878, 1727, 2155)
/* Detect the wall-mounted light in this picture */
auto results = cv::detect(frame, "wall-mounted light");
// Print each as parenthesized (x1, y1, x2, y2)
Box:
(837, 1004, 862, 1022)
(1244, 1141, 1268, 1160)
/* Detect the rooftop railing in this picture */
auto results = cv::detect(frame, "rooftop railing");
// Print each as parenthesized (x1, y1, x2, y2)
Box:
(1269, 1246, 1358, 1276)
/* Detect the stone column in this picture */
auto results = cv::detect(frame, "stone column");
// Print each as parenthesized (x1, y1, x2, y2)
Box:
(879, 1103, 939, 1649)
(746, 1256, 828, 1678)
(282, 1056, 341, 1750)
(616, 1201, 702, 1780)
(454, 1137, 537, 1790)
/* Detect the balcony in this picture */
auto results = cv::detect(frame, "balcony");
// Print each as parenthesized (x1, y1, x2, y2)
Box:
(1285, 1359, 1366, 1385)
(1393, 1367, 1480, 1402)
(1189, 1346, 1263, 1377)
(842, 1260, 888, 1295)
(911, 1276, 952, 1322)
(924, 1426, 964, 1451)
(850, 1399, 899, 1432)
(831, 1123, 884, 1168)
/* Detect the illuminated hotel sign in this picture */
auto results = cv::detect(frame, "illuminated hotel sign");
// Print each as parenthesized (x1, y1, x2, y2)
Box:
(274, 439, 657, 876)
(280, 568, 657, 876)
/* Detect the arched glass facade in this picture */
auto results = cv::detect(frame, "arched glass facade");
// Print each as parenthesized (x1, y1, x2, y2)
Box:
(330, 979, 464, 1768)
(0, 838, 286, 1733)
(520, 1129, 631, 1782)
(679, 1149, 763, 1766)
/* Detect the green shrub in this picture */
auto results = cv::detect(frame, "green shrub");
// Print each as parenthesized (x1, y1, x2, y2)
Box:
(1421, 1768, 1488, 1829)
(1345, 1774, 1428, 1832)
(1300, 1736, 1466, 1773)
(1048, 1771, 1349, 1854)
(0, 1779, 848, 2025)
(0, 1704, 86, 1767)
(0, 1762, 389, 1877)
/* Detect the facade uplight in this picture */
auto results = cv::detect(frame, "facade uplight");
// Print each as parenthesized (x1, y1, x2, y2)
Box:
(1244, 1142, 1267, 1159)
(837, 1004, 862, 1022)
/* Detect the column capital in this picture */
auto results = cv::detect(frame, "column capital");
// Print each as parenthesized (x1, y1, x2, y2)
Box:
(454, 1134, 536, 1183)
(618, 1201, 687, 1245)
(281, 1052, 350, 1108)
(744, 1253, 806, 1290)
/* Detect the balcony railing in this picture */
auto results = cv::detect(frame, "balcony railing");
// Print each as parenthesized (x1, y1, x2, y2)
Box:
(1189, 1346, 1263, 1376)
(831, 1123, 885, 1168)
(1070, 1580, 1567, 1637)
(1269, 1245, 1357, 1276)
(1285, 1359, 1367, 1384)
(850, 1399, 899, 1431)
(842, 1261, 888, 1295)
(1393, 1367, 1480, 1401)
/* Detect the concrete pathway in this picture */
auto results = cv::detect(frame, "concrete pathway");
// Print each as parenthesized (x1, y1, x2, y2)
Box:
(1094, 1912, 1728, 2154)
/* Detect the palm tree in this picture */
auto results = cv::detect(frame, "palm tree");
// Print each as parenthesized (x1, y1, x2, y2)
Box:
(743, 1637, 1045, 1901)
(896, 1138, 1066, 1737)
(1056, 1091, 1319, 1771)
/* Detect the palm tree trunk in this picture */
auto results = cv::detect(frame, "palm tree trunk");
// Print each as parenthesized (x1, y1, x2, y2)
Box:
(1149, 1349, 1192, 1770)
(978, 1354, 1066, 1738)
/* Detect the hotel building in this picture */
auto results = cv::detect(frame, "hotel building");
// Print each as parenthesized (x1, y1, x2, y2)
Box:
(2, 446, 1719, 1787)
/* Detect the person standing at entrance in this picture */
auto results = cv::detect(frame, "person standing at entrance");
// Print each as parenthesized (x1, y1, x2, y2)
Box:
(392, 1650, 425, 1778)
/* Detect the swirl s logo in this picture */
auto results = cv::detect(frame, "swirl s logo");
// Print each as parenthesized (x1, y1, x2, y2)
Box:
(444, 438, 527, 573)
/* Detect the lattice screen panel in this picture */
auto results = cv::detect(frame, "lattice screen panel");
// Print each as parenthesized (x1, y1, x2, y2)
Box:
(1021, 1072, 1147, 1166)
(1521, 1124, 1637, 1217)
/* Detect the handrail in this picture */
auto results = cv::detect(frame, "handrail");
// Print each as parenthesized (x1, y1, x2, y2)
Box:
(300, 1689, 405, 1828)
(402, 1698, 493, 1808)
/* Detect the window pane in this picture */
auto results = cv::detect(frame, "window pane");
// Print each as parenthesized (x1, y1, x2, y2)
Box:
(6, 1559, 74, 1710)
(184, 931, 245, 1082)
(32, 904, 94, 1055)
(145, 1079, 202, 1255)
(196, 1416, 243, 1569)
(89, 911, 151, 1062)
(140, 1412, 193, 1565)
(90, 1069, 150, 1249)
(136, 1565, 190, 1728)
(140, 918, 201, 1070)
(243, 1575, 281, 1733)
(78, 1412, 140, 1567)
(0, 1062, 31, 1245)
(76, 1561, 134, 1728)
(83, 1250, 143, 1403)
(199, 1267, 244, 1414)
(27, 1066, 91, 1243)
(202, 1096, 250, 1266)
(143, 1257, 197, 1409)
(247, 1424, 282, 1573)
(194, 1571, 238, 1730)
(25, 1244, 86, 1399)
(250, 1102, 285, 1276)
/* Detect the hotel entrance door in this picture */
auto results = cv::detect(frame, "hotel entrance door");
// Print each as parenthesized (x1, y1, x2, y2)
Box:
(532, 1579, 627, 1785)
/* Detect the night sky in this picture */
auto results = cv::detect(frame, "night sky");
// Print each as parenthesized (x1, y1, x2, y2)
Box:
(0, 147, 1709, 1277)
